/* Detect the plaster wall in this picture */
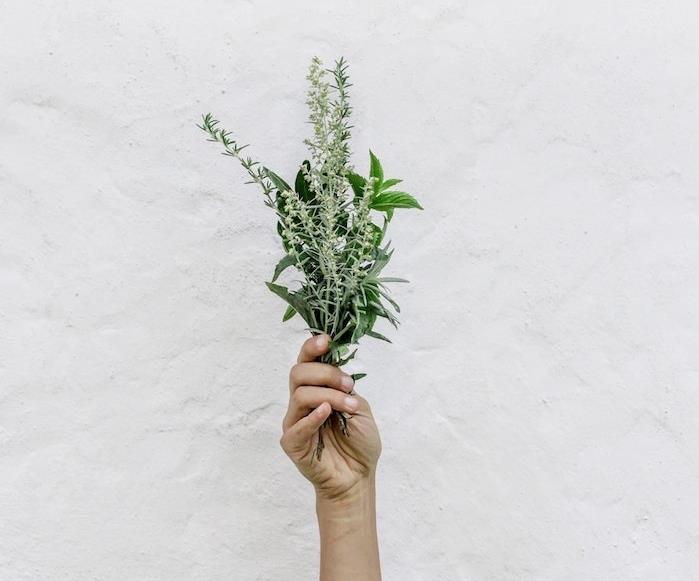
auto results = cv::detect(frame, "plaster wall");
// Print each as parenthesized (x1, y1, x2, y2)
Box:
(1, 1, 698, 579)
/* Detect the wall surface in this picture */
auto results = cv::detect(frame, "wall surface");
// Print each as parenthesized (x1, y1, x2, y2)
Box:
(1, 1, 698, 579)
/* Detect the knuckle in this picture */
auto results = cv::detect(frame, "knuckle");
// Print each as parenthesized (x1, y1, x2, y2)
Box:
(291, 386, 307, 406)
(330, 389, 345, 404)
(288, 363, 303, 385)
(318, 364, 340, 387)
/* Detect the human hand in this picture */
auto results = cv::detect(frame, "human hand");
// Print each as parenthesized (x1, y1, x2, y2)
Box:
(279, 334, 382, 501)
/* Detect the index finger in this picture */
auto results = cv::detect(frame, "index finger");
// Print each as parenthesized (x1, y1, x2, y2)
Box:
(297, 334, 330, 363)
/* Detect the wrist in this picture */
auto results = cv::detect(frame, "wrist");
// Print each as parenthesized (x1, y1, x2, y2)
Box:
(315, 475, 376, 512)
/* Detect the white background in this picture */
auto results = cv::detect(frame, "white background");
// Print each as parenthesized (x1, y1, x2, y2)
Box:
(2, 1, 698, 579)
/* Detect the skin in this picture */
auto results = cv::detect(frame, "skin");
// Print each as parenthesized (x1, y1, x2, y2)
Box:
(279, 334, 382, 581)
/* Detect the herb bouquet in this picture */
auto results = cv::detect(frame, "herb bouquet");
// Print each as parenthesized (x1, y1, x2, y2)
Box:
(199, 57, 422, 459)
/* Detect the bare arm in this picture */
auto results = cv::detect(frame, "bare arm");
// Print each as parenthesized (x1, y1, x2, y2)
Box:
(279, 334, 382, 581)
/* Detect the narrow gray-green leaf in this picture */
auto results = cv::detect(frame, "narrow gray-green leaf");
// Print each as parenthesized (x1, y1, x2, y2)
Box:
(378, 288, 401, 313)
(366, 329, 392, 343)
(272, 254, 297, 282)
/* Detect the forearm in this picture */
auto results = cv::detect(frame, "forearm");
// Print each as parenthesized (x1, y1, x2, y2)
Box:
(316, 477, 381, 581)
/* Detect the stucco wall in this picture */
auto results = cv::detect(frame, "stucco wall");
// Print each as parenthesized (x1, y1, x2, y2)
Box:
(2, 1, 698, 579)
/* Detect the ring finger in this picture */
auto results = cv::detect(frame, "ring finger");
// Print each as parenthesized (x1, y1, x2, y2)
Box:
(283, 385, 360, 431)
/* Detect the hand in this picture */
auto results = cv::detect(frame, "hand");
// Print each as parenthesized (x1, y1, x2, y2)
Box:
(279, 334, 382, 501)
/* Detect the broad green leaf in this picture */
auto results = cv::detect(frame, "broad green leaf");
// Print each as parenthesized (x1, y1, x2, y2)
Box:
(347, 172, 367, 198)
(264, 167, 292, 192)
(378, 277, 409, 283)
(282, 305, 297, 321)
(272, 254, 297, 282)
(295, 161, 313, 201)
(381, 178, 402, 190)
(369, 151, 383, 184)
(370, 191, 423, 212)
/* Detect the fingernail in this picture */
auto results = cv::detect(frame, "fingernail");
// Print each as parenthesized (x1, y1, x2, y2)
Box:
(344, 396, 358, 410)
(341, 375, 354, 390)
(315, 335, 326, 347)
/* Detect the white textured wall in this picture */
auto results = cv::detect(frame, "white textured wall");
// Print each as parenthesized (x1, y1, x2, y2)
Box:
(2, 1, 698, 579)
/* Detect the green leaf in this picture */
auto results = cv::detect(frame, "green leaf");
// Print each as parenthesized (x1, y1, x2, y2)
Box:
(265, 282, 312, 326)
(386, 207, 394, 221)
(378, 277, 409, 283)
(364, 306, 378, 331)
(378, 288, 401, 313)
(352, 372, 367, 382)
(367, 246, 394, 277)
(277, 221, 290, 251)
(370, 191, 423, 212)
(369, 222, 384, 246)
(351, 305, 369, 342)
(295, 161, 313, 202)
(264, 168, 292, 192)
(366, 329, 392, 343)
(275, 189, 287, 213)
(347, 172, 367, 199)
(377, 308, 400, 329)
(381, 178, 402, 190)
(272, 254, 297, 282)
(282, 305, 297, 321)
(369, 151, 383, 184)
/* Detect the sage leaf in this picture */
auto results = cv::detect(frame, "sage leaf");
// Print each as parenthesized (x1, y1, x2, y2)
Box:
(264, 168, 292, 192)
(265, 282, 312, 326)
